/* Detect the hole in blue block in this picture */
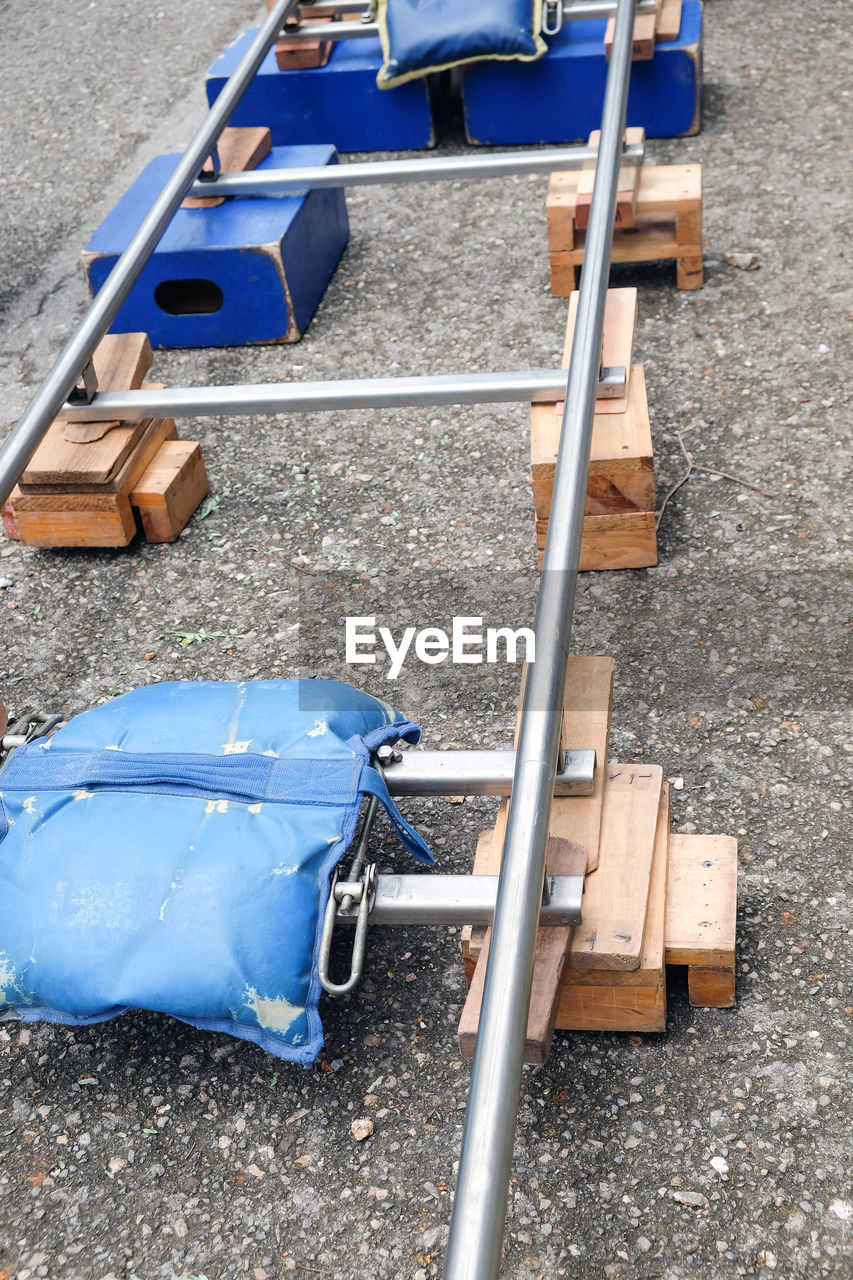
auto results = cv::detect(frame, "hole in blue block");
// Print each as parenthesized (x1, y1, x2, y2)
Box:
(154, 279, 224, 316)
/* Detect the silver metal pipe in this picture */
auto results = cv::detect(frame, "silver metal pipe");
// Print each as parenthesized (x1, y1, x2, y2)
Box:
(60, 369, 572, 422)
(382, 749, 595, 798)
(336, 873, 584, 927)
(0, 0, 300, 509)
(286, 17, 378, 39)
(189, 141, 643, 197)
(444, 2, 637, 1277)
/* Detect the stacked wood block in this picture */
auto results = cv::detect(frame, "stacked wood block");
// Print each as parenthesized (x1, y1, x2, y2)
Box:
(534, 286, 658, 572)
(459, 656, 738, 1062)
(2, 334, 208, 549)
(547, 139, 703, 293)
(604, 0, 683, 61)
(264, 0, 335, 69)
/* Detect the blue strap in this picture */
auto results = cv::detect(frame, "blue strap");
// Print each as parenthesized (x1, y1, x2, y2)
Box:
(362, 765, 433, 865)
(0, 744, 361, 808)
(360, 718, 421, 754)
(0, 744, 433, 864)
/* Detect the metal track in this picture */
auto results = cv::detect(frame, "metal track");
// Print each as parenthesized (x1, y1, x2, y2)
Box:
(0, 2, 639, 1275)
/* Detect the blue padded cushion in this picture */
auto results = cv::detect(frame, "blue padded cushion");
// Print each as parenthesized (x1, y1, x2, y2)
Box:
(0, 680, 431, 1064)
(376, 0, 546, 89)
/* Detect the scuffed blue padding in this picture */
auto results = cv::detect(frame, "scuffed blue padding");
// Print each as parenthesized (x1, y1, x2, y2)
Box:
(376, 0, 546, 89)
(0, 680, 431, 1064)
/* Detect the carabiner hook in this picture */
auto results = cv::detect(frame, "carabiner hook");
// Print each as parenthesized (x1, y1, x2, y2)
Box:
(542, 0, 563, 37)
(317, 863, 377, 997)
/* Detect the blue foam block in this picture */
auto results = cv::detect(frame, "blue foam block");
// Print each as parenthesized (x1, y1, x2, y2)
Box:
(206, 31, 435, 153)
(462, 0, 702, 145)
(84, 145, 349, 348)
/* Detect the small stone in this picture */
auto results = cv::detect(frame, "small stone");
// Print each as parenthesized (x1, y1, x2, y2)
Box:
(710, 1155, 730, 1178)
(757, 1250, 778, 1270)
(107, 1157, 126, 1174)
(673, 1190, 708, 1208)
(368, 1185, 388, 1200)
(246, 1164, 266, 1179)
(637, 1237, 652, 1253)
(0, 577, 13, 589)
(725, 251, 760, 270)
(351, 1117, 374, 1141)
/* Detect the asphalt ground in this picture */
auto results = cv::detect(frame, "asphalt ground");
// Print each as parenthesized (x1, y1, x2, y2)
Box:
(0, 2, 851, 1277)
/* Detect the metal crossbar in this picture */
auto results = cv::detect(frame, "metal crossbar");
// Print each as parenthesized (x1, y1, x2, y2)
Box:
(0, 0, 639, 1275)
(286, 0, 654, 41)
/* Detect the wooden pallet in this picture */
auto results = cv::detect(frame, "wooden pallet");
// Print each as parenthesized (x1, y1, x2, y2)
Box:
(3, 334, 208, 548)
(533, 288, 657, 571)
(547, 154, 703, 294)
(459, 656, 738, 1062)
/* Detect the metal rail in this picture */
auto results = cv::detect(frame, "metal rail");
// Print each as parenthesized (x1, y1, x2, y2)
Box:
(187, 140, 643, 198)
(57, 370, 576, 422)
(335, 873, 585, 927)
(444, 1, 637, 1276)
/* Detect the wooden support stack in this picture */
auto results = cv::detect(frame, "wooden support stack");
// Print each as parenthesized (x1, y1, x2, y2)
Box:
(533, 286, 657, 572)
(2, 334, 208, 549)
(264, 1, 335, 69)
(547, 137, 703, 294)
(459, 656, 738, 1062)
(604, 0, 683, 61)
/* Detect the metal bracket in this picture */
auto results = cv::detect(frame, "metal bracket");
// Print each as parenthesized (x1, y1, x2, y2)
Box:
(0, 711, 62, 764)
(318, 862, 377, 995)
(198, 145, 221, 182)
(66, 359, 98, 407)
(597, 363, 627, 398)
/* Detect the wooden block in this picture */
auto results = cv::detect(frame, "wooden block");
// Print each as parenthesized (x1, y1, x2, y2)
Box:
(537, 510, 658, 573)
(547, 165, 702, 293)
(131, 441, 209, 542)
(556, 782, 670, 1032)
(568, 763, 663, 971)
(463, 656, 616, 967)
(12, 418, 177, 548)
(274, 15, 333, 71)
(604, 6, 658, 61)
(531, 363, 654, 519)
(688, 966, 736, 1008)
(665, 834, 737, 968)
(0, 699, 7, 739)
(13, 492, 137, 548)
(61, 332, 153, 443)
(459, 836, 584, 1064)
(575, 128, 645, 231)
(23, 394, 171, 493)
(656, 0, 683, 42)
(182, 127, 272, 209)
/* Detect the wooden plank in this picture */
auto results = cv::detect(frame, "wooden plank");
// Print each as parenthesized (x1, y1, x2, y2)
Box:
(131, 440, 209, 542)
(537, 510, 658, 573)
(665, 834, 737, 968)
(547, 164, 702, 226)
(568, 763, 663, 970)
(60, 332, 153, 444)
(274, 16, 333, 70)
(565, 286, 638, 404)
(459, 836, 584, 1064)
(14, 494, 137, 548)
(22, 399, 172, 494)
(575, 128, 645, 231)
(656, 0, 683, 41)
(531, 363, 654, 519)
(604, 6, 658, 60)
(463, 656, 616, 968)
(1, 497, 20, 540)
(182, 127, 272, 209)
(556, 782, 669, 1031)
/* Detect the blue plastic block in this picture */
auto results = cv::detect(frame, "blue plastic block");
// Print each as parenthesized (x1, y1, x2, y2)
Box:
(83, 145, 349, 348)
(462, 0, 702, 145)
(206, 30, 435, 153)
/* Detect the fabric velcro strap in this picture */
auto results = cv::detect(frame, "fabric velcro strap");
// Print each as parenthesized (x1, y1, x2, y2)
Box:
(362, 765, 433, 865)
(0, 745, 361, 808)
